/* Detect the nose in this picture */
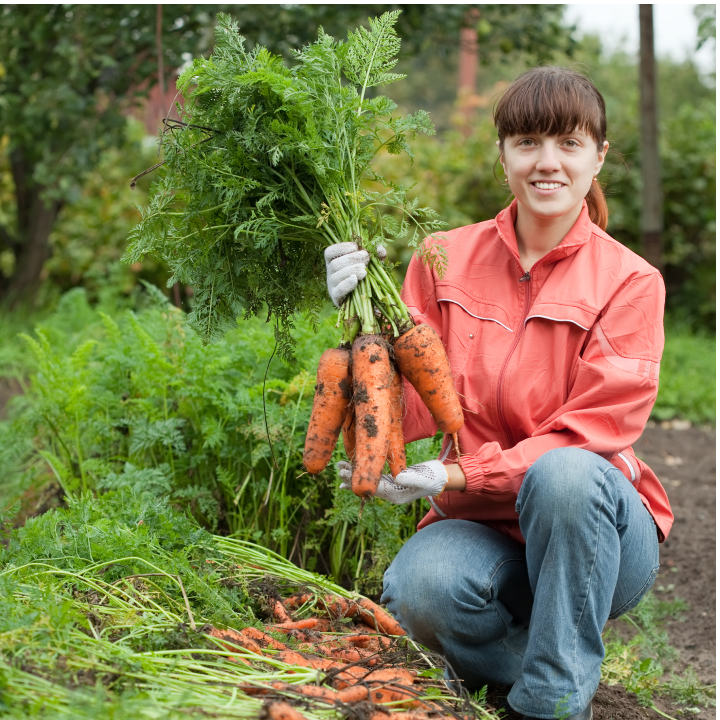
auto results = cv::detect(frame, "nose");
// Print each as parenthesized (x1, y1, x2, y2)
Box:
(535, 141, 562, 172)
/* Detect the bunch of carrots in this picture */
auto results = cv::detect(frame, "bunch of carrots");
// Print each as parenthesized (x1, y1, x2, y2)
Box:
(303, 323, 464, 498)
(210, 590, 464, 720)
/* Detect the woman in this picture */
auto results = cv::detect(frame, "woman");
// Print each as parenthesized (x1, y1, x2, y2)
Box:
(326, 67, 672, 720)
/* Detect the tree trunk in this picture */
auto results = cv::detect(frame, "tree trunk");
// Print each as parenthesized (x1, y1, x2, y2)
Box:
(639, 4, 663, 273)
(457, 8, 480, 133)
(4, 147, 63, 302)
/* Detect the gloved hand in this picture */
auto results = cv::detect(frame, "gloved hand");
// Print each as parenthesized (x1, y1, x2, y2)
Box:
(325, 242, 370, 307)
(337, 460, 448, 505)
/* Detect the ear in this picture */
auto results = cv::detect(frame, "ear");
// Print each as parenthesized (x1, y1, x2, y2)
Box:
(594, 141, 609, 176)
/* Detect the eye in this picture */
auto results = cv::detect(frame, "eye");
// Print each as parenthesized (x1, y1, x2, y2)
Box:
(518, 138, 535, 147)
(564, 139, 580, 147)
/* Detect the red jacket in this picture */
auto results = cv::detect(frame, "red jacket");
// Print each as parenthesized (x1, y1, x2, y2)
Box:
(401, 200, 673, 544)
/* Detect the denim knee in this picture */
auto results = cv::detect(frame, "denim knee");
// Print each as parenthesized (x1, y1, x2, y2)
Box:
(516, 447, 610, 520)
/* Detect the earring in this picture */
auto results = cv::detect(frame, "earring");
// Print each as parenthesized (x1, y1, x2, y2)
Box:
(504, 177, 508, 183)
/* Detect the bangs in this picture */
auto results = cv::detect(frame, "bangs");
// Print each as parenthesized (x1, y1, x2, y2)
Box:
(494, 67, 606, 147)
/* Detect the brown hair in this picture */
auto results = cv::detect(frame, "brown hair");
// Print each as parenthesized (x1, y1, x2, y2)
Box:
(493, 66, 609, 230)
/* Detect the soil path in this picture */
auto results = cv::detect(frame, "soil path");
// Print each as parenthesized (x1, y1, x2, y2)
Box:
(487, 422, 716, 720)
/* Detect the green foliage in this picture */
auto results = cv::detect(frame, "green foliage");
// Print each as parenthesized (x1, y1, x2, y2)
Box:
(0, 5, 203, 206)
(44, 119, 172, 302)
(0, 491, 421, 719)
(0, 287, 432, 592)
(651, 325, 715, 425)
(127, 12, 445, 351)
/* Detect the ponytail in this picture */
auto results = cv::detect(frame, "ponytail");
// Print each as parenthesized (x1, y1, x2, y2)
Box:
(586, 179, 608, 230)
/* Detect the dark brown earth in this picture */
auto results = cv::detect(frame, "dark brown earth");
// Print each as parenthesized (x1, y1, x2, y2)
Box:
(485, 422, 716, 720)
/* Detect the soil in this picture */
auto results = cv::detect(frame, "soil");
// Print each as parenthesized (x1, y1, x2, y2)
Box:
(484, 422, 716, 720)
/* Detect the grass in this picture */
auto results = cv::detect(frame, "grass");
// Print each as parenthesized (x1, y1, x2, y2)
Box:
(651, 323, 716, 425)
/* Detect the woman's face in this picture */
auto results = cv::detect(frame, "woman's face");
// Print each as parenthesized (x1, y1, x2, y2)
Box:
(500, 129, 608, 222)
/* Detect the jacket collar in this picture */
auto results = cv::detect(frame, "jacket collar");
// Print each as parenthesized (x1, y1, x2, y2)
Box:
(494, 199, 594, 266)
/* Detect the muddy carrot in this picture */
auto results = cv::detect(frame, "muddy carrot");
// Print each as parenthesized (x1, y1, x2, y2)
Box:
(265, 701, 310, 720)
(370, 687, 421, 706)
(351, 334, 393, 498)
(241, 626, 289, 651)
(365, 667, 415, 685)
(322, 595, 360, 619)
(208, 626, 263, 655)
(393, 324, 464, 435)
(387, 362, 407, 476)
(270, 598, 292, 623)
(342, 401, 357, 460)
(274, 618, 319, 630)
(357, 598, 406, 636)
(336, 686, 372, 703)
(283, 593, 313, 610)
(344, 634, 372, 648)
(270, 682, 338, 703)
(304, 348, 352, 475)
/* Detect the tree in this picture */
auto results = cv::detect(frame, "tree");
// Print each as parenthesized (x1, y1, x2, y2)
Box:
(0, 5, 205, 301)
(0, 4, 575, 304)
(639, 4, 663, 272)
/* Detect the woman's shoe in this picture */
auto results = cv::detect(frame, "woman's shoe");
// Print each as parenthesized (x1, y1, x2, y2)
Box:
(522, 703, 592, 720)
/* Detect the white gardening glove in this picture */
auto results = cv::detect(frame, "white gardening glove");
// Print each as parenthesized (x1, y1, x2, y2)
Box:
(337, 460, 448, 505)
(325, 242, 370, 307)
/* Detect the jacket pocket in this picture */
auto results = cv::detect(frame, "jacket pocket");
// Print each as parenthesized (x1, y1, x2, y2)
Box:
(436, 284, 513, 377)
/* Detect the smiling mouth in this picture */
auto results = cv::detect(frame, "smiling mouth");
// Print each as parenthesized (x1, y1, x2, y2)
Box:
(532, 182, 565, 190)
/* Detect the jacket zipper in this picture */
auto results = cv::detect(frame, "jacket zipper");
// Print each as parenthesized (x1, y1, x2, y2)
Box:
(496, 270, 532, 448)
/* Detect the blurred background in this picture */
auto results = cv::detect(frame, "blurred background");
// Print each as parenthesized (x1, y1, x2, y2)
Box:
(0, 4, 714, 327)
(0, 5, 715, 581)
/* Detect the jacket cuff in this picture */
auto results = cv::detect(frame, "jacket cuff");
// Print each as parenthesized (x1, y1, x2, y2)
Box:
(457, 453, 485, 493)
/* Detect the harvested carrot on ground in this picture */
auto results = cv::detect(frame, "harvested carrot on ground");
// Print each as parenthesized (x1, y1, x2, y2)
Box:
(387, 363, 407, 476)
(322, 595, 360, 619)
(208, 626, 262, 655)
(351, 335, 393, 498)
(241, 627, 289, 651)
(264, 701, 310, 720)
(270, 598, 292, 623)
(357, 597, 406, 636)
(393, 324, 464, 436)
(304, 348, 352, 475)
(275, 618, 319, 630)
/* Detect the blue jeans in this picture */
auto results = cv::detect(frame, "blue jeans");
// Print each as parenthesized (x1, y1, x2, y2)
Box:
(381, 448, 660, 718)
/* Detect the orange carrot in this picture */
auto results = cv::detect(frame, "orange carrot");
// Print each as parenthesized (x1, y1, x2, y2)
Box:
(387, 362, 407, 476)
(393, 324, 464, 435)
(270, 598, 292, 623)
(336, 685, 372, 703)
(304, 348, 352, 474)
(208, 626, 263, 655)
(370, 687, 421, 706)
(322, 595, 360, 619)
(351, 335, 393, 498)
(357, 598, 406, 636)
(329, 647, 363, 663)
(342, 401, 357, 460)
(275, 618, 318, 630)
(283, 593, 313, 610)
(241, 627, 289, 651)
(272, 683, 338, 703)
(344, 634, 372, 648)
(265, 701, 310, 720)
(362, 667, 415, 686)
